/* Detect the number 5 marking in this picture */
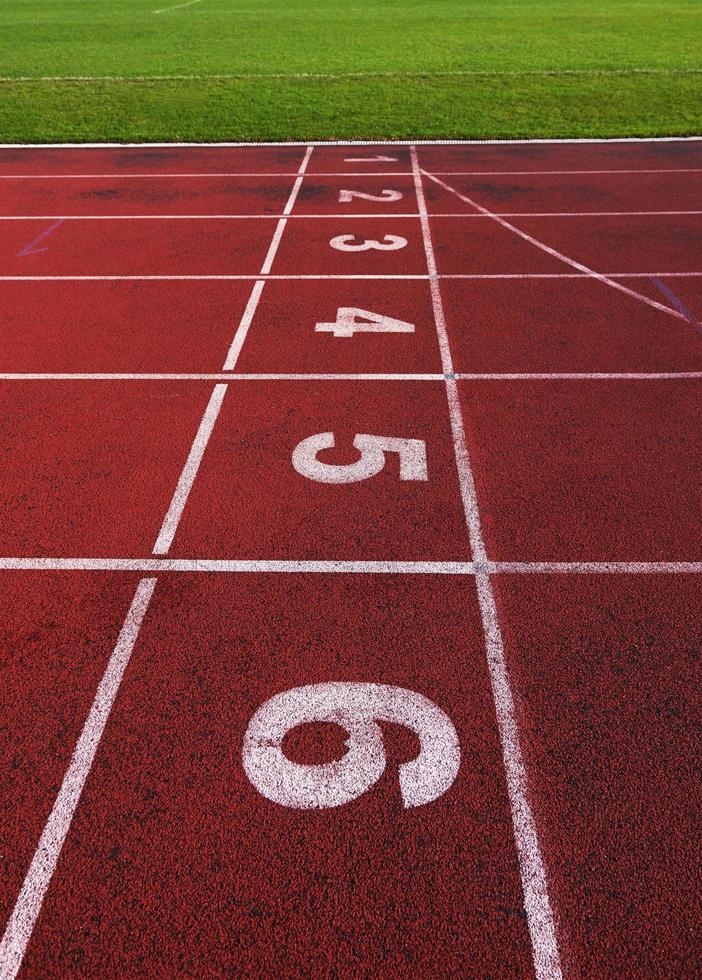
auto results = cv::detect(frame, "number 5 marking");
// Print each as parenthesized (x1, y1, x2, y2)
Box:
(242, 682, 461, 809)
(292, 432, 428, 484)
(338, 189, 403, 203)
(330, 234, 407, 252)
(315, 308, 415, 338)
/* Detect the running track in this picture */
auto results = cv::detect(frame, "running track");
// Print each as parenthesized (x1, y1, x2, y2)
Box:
(0, 139, 700, 978)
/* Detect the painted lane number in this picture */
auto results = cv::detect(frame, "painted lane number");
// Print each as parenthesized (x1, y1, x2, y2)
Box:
(315, 307, 415, 338)
(330, 234, 407, 252)
(338, 189, 403, 203)
(292, 432, 428, 484)
(242, 682, 460, 809)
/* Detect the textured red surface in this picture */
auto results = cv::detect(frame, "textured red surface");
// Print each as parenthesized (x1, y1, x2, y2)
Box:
(0, 381, 215, 555)
(0, 280, 253, 372)
(1, 141, 700, 978)
(22, 575, 534, 977)
(494, 574, 702, 977)
(170, 381, 471, 560)
(233, 279, 442, 374)
(458, 379, 702, 561)
(0, 574, 144, 928)
(441, 277, 702, 373)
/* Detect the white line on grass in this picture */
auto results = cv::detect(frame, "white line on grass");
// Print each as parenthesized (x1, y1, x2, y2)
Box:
(3, 67, 702, 82)
(0, 576, 157, 980)
(154, 0, 205, 14)
(411, 145, 563, 980)
(420, 169, 688, 324)
(2, 137, 701, 147)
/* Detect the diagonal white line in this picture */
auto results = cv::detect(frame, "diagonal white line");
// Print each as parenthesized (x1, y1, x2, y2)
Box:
(412, 145, 563, 980)
(154, 0, 205, 13)
(0, 576, 157, 980)
(223, 145, 313, 369)
(420, 168, 688, 324)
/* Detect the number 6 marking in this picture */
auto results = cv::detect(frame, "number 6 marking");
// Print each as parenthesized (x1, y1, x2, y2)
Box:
(330, 234, 407, 252)
(292, 432, 428, 484)
(242, 682, 461, 809)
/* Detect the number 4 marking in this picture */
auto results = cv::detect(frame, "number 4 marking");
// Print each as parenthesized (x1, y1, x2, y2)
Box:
(315, 307, 415, 338)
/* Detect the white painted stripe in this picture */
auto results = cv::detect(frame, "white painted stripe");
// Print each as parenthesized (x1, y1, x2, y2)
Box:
(0, 210, 700, 220)
(0, 372, 699, 382)
(491, 562, 702, 574)
(152, 384, 228, 554)
(154, 0, 205, 14)
(411, 145, 563, 979)
(0, 557, 476, 574)
(2, 67, 701, 82)
(0, 271, 698, 282)
(0, 169, 699, 179)
(0, 557, 698, 574)
(421, 169, 687, 324)
(0, 576, 157, 980)
(0, 372, 445, 381)
(222, 279, 265, 370)
(8, 211, 702, 220)
(222, 144, 312, 369)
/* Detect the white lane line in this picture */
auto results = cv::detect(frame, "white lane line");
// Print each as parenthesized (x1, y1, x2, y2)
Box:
(154, 0, 205, 13)
(0, 558, 699, 574)
(223, 144, 313, 369)
(0, 144, 317, 980)
(421, 169, 688, 324)
(411, 145, 563, 979)
(0, 272, 699, 281)
(3, 372, 700, 382)
(0, 168, 699, 179)
(0, 211, 700, 220)
(0, 576, 157, 980)
(0, 558, 476, 574)
(152, 384, 228, 554)
(0, 372, 445, 381)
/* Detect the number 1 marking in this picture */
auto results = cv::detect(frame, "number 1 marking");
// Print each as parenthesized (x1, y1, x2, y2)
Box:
(315, 308, 415, 338)
(344, 155, 399, 163)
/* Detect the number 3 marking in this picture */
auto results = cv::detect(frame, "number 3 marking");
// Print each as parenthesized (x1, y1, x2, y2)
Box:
(242, 682, 461, 809)
(330, 234, 407, 252)
(315, 307, 415, 338)
(338, 189, 403, 203)
(292, 432, 428, 484)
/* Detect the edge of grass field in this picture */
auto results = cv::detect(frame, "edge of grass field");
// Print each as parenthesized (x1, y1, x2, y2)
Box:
(2, 136, 702, 147)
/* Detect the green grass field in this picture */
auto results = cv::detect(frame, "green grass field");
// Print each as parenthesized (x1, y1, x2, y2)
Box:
(1, 0, 701, 142)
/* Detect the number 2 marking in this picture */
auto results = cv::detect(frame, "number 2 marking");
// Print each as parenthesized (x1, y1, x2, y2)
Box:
(338, 189, 403, 203)
(242, 682, 461, 809)
(315, 308, 415, 338)
(330, 234, 407, 252)
(292, 432, 428, 484)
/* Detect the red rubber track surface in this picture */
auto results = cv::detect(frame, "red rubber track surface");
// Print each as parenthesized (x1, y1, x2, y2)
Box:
(0, 140, 700, 979)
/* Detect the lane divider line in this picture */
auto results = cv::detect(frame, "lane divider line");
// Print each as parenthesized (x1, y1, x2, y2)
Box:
(0, 577, 158, 980)
(420, 168, 688, 325)
(411, 145, 563, 979)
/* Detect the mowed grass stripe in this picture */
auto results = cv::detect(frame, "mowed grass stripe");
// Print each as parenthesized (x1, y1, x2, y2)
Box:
(0, 0, 700, 140)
